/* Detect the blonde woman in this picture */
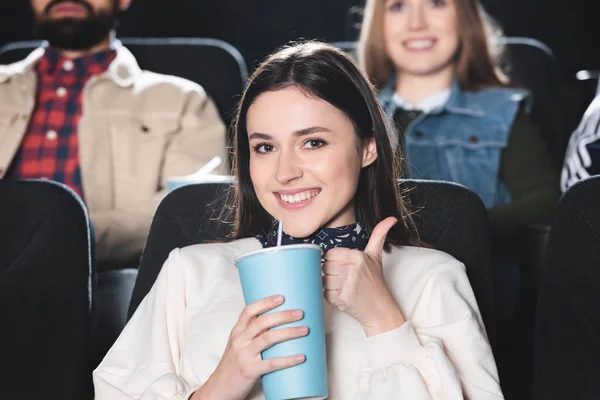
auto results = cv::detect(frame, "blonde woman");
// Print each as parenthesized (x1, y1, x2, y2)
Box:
(359, 0, 559, 241)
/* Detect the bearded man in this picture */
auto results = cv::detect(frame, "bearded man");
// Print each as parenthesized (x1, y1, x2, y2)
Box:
(0, 0, 228, 268)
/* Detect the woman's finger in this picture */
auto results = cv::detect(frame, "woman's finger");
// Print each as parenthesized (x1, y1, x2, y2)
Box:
(251, 354, 306, 377)
(248, 326, 309, 355)
(364, 217, 397, 259)
(322, 260, 347, 276)
(323, 289, 340, 305)
(244, 309, 304, 340)
(322, 274, 345, 291)
(323, 247, 354, 262)
(234, 295, 285, 333)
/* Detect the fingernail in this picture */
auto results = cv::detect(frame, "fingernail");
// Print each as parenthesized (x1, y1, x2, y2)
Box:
(273, 295, 284, 303)
(296, 355, 306, 362)
(292, 310, 303, 317)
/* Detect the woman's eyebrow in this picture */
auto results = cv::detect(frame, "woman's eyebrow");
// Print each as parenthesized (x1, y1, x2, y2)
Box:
(248, 126, 331, 141)
(293, 126, 332, 136)
(248, 132, 273, 140)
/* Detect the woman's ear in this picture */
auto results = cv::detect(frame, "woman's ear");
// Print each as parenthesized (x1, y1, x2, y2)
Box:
(361, 136, 378, 168)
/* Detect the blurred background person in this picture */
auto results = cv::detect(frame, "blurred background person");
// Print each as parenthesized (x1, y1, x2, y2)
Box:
(358, 0, 560, 245)
(0, 0, 228, 269)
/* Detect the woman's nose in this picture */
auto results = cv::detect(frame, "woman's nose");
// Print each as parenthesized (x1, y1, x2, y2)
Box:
(274, 151, 303, 184)
(407, 3, 427, 30)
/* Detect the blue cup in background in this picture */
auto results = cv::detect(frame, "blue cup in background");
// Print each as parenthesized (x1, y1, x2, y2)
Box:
(167, 174, 234, 192)
(235, 244, 328, 400)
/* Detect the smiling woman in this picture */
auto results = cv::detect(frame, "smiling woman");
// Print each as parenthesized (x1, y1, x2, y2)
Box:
(246, 88, 377, 237)
(358, 0, 559, 241)
(231, 41, 412, 244)
(93, 41, 504, 400)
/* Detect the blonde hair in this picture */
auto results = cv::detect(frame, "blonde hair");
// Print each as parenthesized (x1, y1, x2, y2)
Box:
(358, 0, 508, 91)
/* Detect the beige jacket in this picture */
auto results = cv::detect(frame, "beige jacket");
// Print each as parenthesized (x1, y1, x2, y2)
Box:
(0, 42, 228, 266)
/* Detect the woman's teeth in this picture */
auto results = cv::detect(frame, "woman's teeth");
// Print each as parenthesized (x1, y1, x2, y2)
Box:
(280, 190, 319, 204)
(405, 39, 434, 50)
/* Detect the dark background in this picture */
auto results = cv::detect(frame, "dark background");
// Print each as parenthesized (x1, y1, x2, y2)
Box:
(0, 0, 598, 137)
(1, 0, 597, 77)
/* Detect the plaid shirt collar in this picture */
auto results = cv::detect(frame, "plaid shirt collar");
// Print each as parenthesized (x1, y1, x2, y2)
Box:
(0, 40, 141, 87)
(36, 45, 116, 77)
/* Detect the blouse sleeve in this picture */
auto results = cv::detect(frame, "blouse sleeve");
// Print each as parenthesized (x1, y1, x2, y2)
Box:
(358, 263, 504, 399)
(93, 248, 199, 400)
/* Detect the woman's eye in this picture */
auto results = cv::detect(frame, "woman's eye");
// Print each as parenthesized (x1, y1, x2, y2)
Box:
(430, 0, 447, 7)
(303, 140, 326, 149)
(388, 1, 404, 12)
(254, 143, 274, 154)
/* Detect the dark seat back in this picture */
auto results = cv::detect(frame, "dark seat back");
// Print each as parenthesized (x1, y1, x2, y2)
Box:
(0, 38, 248, 127)
(0, 180, 94, 399)
(498, 37, 561, 165)
(128, 182, 232, 320)
(128, 179, 496, 349)
(534, 176, 600, 399)
(401, 179, 496, 346)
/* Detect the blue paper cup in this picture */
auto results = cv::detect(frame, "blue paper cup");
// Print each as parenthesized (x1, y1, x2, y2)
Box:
(235, 244, 328, 400)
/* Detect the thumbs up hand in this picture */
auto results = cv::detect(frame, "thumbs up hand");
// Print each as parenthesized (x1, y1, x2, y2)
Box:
(322, 217, 406, 336)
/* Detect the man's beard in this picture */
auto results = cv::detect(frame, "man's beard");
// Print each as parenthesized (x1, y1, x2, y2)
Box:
(33, 0, 119, 51)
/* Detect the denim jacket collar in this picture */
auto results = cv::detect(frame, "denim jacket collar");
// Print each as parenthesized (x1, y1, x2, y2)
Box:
(379, 74, 486, 117)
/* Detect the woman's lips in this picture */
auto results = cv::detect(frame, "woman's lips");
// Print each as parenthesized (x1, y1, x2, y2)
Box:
(275, 189, 321, 210)
(403, 38, 436, 52)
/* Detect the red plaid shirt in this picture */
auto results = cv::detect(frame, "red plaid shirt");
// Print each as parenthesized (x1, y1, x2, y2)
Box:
(8, 47, 116, 199)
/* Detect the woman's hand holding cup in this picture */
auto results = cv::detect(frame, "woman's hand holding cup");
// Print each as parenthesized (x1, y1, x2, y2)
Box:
(193, 295, 308, 400)
(322, 217, 406, 336)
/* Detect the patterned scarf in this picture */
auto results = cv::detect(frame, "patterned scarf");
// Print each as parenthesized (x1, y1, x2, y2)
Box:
(256, 221, 369, 257)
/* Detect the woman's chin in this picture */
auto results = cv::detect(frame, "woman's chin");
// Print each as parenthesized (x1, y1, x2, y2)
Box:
(280, 219, 322, 239)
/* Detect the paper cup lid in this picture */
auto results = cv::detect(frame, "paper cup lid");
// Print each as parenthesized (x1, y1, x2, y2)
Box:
(235, 243, 321, 265)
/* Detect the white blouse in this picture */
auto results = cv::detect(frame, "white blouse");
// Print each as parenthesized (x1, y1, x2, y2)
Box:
(93, 238, 503, 399)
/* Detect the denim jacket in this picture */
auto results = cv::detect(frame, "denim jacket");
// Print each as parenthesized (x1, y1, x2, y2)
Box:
(380, 78, 530, 208)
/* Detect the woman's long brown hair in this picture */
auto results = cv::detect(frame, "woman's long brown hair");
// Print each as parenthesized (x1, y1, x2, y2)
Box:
(224, 41, 418, 249)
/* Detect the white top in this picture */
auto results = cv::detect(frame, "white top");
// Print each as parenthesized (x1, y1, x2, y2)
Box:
(93, 238, 503, 399)
(561, 95, 600, 192)
(392, 89, 451, 113)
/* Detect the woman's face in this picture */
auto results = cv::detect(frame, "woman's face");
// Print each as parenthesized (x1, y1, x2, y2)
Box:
(247, 86, 377, 238)
(383, 0, 460, 78)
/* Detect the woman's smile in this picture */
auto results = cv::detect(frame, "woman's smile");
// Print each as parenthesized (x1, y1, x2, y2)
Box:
(247, 86, 374, 237)
(402, 37, 437, 52)
(275, 188, 322, 209)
